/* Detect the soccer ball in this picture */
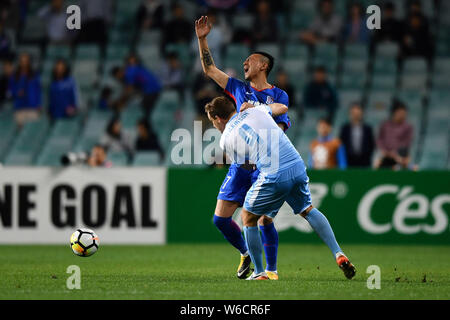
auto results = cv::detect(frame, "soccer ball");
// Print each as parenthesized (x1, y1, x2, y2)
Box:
(70, 228, 99, 257)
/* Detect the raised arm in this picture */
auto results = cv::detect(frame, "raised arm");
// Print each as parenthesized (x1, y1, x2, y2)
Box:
(195, 16, 229, 89)
(240, 102, 288, 117)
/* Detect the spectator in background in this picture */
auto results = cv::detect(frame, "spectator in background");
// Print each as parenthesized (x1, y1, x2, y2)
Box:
(48, 59, 78, 120)
(375, 101, 414, 170)
(38, 0, 70, 45)
(159, 51, 184, 99)
(87, 144, 112, 168)
(0, 0, 24, 41)
(401, 12, 433, 62)
(370, 2, 403, 48)
(303, 66, 338, 117)
(76, 0, 113, 54)
(300, 0, 342, 45)
(163, 3, 193, 48)
(309, 117, 347, 169)
(98, 86, 113, 111)
(0, 59, 14, 108)
(135, 118, 165, 161)
(253, 0, 279, 44)
(111, 53, 162, 119)
(341, 2, 369, 44)
(136, 0, 164, 30)
(0, 22, 14, 60)
(274, 69, 295, 108)
(100, 116, 133, 156)
(339, 102, 375, 167)
(8, 53, 41, 127)
(192, 71, 221, 124)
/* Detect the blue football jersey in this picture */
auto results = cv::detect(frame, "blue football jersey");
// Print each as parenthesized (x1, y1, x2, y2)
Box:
(224, 77, 291, 131)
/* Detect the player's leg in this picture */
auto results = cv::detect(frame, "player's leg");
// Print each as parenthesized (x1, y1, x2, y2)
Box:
(241, 209, 268, 280)
(258, 215, 279, 279)
(242, 176, 289, 280)
(213, 199, 247, 254)
(214, 164, 255, 279)
(286, 178, 356, 279)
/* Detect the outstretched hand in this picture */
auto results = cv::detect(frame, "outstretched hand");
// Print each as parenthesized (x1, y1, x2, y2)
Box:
(195, 16, 212, 39)
(240, 102, 255, 112)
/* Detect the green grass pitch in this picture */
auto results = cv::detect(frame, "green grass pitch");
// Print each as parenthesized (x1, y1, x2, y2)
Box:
(1, 244, 449, 300)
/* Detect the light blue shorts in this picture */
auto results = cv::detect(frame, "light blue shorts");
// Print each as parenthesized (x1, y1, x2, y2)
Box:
(243, 163, 312, 218)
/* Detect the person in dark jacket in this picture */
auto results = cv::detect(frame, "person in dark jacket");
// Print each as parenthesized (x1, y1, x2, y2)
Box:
(339, 102, 375, 168)
(135, 118, 164, 160)
(48, 59, 78, 120)
(303, 66, 338, 117)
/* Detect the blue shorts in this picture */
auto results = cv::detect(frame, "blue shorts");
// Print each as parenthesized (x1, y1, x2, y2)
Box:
(217, 163, 259, 206)
(243, 163, 312, 218)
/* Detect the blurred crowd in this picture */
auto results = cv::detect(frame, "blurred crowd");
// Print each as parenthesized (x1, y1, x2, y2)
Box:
(0, 0, 446, 169)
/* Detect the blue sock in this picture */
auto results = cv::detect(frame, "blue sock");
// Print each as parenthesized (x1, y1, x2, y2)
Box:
(243, 226, 264, 274)
(304, 208, 342, 257)
(259, 223, 278, 271)
(213, 215, 248, 255)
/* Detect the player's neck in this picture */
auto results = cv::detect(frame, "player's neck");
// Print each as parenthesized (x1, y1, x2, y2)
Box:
(250, 77, 272, 91)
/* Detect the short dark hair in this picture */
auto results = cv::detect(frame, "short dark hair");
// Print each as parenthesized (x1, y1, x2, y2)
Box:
(205, 96, 236, 119)
(318, 116, 333, 126)
(391, 100, 407, 114)
(253, 51, 274, 76)
(314, 65, 327, 73)
(111, 66, 122, 77)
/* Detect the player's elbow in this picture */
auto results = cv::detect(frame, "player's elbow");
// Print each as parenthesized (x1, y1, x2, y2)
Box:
(275, 105, 288, 116)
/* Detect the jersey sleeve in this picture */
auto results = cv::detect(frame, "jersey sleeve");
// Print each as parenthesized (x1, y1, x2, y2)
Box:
(272, 89, 291, 131)
(224, 77, 244, 109)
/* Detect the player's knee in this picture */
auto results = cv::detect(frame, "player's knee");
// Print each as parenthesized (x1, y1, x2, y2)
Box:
(258, 215, 273, 226)
(241, 210, 259, 227)
(213, 214, 229, 229)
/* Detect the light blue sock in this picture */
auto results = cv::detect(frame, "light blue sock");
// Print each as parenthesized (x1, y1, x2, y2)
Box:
(305, 208, 342, 257)
(243, 226, 264, 274)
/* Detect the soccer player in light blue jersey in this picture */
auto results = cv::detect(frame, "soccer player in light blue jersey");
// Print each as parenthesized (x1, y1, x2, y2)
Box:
(195, 15, 289, 279)
(204, 96, 356, 280)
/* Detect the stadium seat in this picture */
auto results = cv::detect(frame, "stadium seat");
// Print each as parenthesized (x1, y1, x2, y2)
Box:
(339, 73, 367, 90)
(284, 43, 309, 60)
(226, 44, 250, 62)
(373, 57, 398, 75)
(46, 44, 72, 60)
(376, 42, 399, 58)
(75, 45, 101, 60)
(109, 152, 129, 166)
(133, 152, 162, 166)
(339, 90, 362, 109)
(402, 58, 428, 74)
(342, 58, 367, 74)
(139, 30, 162, 46)
(420, 135, 449, 169)
(4, 119, 50, 166)
(395, 90, 423, 110)
(231, 14, 254, 30)
(371, 74, 397, 91)
(399, 74, 428, 91)
(0, 116, 16, 161)
(106, 44, 130, 61)
(344, 43, 369, 60)
(20, 16, 46, 43)
(365, 91, 393, 127)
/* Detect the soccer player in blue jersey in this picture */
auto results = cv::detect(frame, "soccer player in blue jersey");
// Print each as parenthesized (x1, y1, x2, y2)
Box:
(195, 16, 288, 279)
(204, 96, 356, 280)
